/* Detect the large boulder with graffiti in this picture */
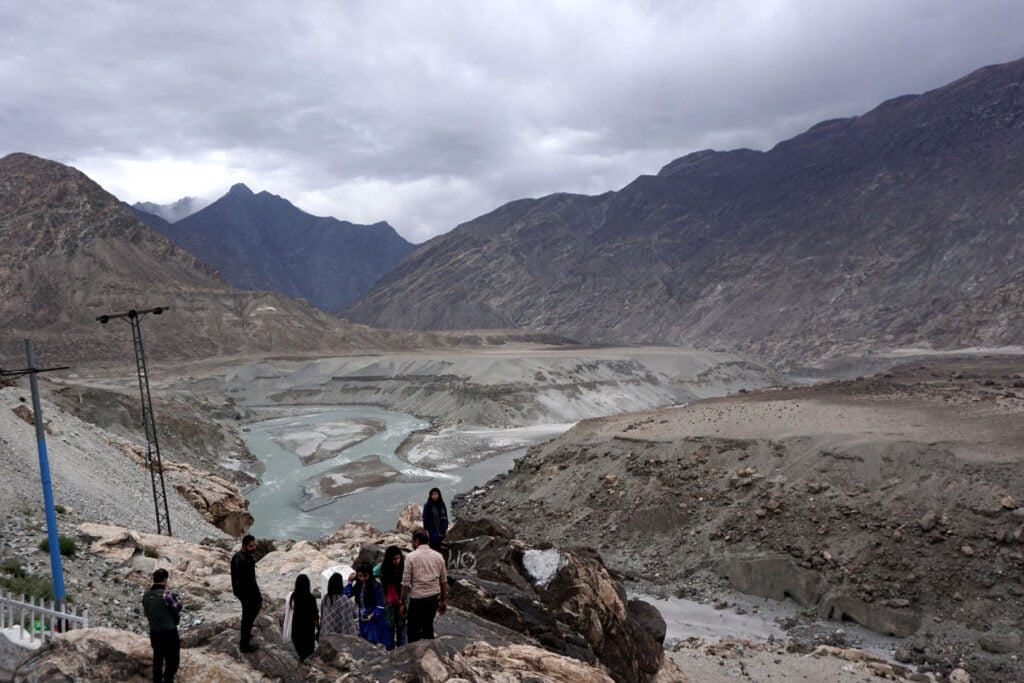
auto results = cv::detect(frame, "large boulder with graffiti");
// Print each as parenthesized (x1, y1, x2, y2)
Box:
(446, 517, 671, 683)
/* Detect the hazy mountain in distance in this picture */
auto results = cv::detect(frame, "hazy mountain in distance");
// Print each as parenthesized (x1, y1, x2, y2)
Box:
(133, 196, 207, 223)
(128, 203, 171, 231)
(150, 185, 416, 311)
(343, 57, 1024, 367)
(0, 153, 428, 364)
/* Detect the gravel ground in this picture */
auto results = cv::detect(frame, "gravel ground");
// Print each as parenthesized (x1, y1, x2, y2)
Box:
(0, 386, 227, 543)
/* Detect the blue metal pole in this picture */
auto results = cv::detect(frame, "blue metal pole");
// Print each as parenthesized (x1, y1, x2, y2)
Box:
(25, 339, 66, 612)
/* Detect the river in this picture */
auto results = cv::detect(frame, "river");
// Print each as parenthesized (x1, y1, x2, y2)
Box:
(241, 405, 558, 541)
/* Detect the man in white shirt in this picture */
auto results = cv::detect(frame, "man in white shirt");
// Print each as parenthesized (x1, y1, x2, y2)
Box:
(399, 527, 448, 641)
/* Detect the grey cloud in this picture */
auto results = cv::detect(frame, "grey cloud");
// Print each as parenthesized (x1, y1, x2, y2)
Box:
(1, 1, 1022, 241)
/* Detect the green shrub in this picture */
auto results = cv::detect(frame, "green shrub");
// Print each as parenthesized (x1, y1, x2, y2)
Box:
(0, 573, 54, 601)
(37, 535, 77, 557)
(0, 558, 26, 578)
(53, 505, 66, 514)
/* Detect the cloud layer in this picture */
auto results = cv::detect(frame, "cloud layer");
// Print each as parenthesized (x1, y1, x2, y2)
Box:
(2, 1, 1021, 242)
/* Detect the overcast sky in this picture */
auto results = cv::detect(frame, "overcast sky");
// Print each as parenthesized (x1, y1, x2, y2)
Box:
(2, 1, 1022, 243)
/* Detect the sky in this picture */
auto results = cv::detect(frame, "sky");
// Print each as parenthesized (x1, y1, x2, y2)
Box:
(2, 1, 1022, 244)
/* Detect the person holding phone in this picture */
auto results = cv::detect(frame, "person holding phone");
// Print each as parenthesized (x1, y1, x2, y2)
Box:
(343, 562, 391, 648)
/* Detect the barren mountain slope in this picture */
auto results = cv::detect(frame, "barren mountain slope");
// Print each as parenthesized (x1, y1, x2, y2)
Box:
(346, 58, 1024, 367)
(0, 153, 439, 365)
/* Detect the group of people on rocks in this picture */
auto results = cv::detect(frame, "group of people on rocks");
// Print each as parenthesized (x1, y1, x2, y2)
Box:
(142, 488, 450, 681)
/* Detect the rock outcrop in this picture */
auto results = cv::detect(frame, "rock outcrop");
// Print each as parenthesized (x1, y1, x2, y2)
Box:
(116, 441, 253, 537)
(21, 515, 682, 681)
(447, 522, 668, 683)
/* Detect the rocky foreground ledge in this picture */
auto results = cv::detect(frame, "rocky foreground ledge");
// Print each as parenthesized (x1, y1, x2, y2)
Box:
(8, 509, 681, 682)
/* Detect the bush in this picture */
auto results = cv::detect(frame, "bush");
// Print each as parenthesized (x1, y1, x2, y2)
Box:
(0, 558, 26, 578)
(54, 505, 66, 514)
(0, 572, 54, 601)
(37, 535, 77, 557)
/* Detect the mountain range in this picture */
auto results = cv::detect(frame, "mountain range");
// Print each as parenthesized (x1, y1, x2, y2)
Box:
(132, 184, 415, 311)
(0, 153, 438, 366)
(342, 57, 1024, 367)
(3, 57, 1022, 369)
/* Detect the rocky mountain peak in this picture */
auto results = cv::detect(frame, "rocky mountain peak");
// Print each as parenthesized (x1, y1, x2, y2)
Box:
(150, 182, 416, 311)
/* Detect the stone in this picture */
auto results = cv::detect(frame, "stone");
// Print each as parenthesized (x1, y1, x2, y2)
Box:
(949, 667, 971, 683)
(395, 503, 422, 533)
(978, 631, 1021, 654)
(446, 516, 516, 542)
(118, 442, 253, 536)
(172, 467, 253, 537)
(918, 512, 937, 532)
(447, 528, 665, 682)
(629, 598, 668, 644)
(13, 627, 253, 682)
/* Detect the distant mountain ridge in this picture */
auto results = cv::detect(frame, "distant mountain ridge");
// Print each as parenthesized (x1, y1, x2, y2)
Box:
(133, 196, 206, 223)
(0, 153, 434, 364)
(149, 184, 416, 311)
(343, 57, 1024, 366)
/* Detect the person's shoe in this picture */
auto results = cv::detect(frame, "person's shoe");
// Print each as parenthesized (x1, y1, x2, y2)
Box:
(240, 643, 259, 653)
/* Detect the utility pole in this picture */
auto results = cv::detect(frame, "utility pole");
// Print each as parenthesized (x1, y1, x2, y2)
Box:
(0, 341, 70, 612)
(97, 307, 173, 536)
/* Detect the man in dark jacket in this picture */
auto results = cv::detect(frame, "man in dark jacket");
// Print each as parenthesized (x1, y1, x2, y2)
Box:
(142, 568, 183, 682)
(231, 534, 263, 652)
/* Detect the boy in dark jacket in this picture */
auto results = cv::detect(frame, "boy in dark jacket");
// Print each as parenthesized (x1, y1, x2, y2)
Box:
(142, 568, 183, 683)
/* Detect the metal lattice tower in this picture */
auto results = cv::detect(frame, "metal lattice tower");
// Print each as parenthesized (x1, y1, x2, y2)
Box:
(97, 308, 173, 536)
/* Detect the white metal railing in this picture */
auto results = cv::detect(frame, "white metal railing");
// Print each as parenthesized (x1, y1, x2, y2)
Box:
(0, 590, 89, 645)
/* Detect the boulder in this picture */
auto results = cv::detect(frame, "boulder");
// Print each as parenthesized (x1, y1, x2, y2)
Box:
(77, 522, 232, 593)
(116, 441, 253, 537)
(447, 527, 666, 683)
(321, 629, 615, 682)
(628, 599, 667, 645)
(314, 520, 407, 554)
(395, 503, 422, 533)
(541, 547, 664, 683)
(978, 631, 1021, 654)
(172, 467, 254, 537)
(12, 627, 253, 682)
(15, 612, 618, 681)
(447, 515, 516, 542)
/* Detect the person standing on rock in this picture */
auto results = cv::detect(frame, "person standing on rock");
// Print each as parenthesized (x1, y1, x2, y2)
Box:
(400, 528, 447, 642)
(282, 574, 319, 662)
(375, 545, 408, 648)
(231, 534, 263, 652)
(142, 567, 183, 683)
(320, 572, 359, 637)
(344, 562, 392, 648)
(422, 487, 449, 552)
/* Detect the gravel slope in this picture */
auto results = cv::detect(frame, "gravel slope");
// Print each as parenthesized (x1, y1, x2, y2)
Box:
(0, 386, 225, 542)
